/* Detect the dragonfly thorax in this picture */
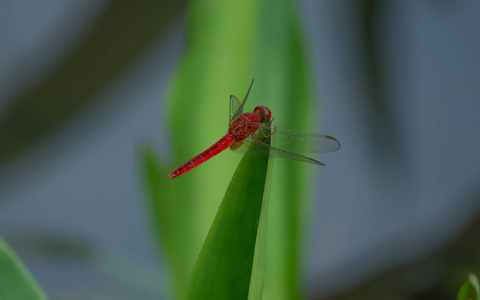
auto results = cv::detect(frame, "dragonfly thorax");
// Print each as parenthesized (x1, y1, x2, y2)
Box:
(229, 113, 260, 141)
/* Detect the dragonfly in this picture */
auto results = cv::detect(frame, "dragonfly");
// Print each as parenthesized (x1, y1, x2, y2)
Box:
(167, 79, 340, 179)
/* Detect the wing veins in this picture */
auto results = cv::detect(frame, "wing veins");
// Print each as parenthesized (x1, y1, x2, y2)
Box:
(236, 136, 326, 166)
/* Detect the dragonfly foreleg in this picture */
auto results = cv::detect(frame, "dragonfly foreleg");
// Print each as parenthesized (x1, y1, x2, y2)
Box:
(255, 126, 275, 140)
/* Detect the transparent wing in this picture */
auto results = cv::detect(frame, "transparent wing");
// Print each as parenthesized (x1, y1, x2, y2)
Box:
(263, 124, 341, 153)
(229, 95, 242, 124)
(239, 123, 341, 153)
(229, 79, 254, 125)
(233, 136, 326, 165)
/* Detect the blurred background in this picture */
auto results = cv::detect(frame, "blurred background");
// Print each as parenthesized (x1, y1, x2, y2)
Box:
(1, 0, 480, 299)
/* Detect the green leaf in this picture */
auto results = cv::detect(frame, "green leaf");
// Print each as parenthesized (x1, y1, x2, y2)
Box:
(185, 129, 274, 299)
(253, 1, 315, 299)
(142, 1, 263, 298)
(141, 147, 187, 299)
(0, 238, 48, 300)
(142, 0, 315, 299)
(458, 273, 480, 300)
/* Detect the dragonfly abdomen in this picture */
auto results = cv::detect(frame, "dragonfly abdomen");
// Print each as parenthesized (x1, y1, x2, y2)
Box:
(167, 134, 235, 179)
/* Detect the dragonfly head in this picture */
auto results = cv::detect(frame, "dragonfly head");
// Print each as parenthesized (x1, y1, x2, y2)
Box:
(254, 106, 272, 123)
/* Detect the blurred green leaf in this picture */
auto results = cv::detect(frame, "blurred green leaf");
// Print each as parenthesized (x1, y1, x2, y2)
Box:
(0, 238, 48, 300)
(458, 273, 480, 300)
(253, 1, 314, 299)
(142, 147, 182, 298)
(144, 1, 262, 299)
(185, 128, 273, 299)
(358, 0, 403, 161)
(143, 0, 315, 299)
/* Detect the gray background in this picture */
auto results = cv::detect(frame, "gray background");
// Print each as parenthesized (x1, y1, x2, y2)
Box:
(1, 1, 479, 299)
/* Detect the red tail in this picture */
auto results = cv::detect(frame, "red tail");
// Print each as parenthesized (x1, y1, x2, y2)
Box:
(167, 134, 235, 179)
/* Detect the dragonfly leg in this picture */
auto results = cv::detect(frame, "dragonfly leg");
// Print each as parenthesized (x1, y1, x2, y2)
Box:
(256, 126, 275, 139)
(252, 129, 267, 140)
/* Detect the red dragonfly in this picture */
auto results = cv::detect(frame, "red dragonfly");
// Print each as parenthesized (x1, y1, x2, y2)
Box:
(167, 80, 340, 179)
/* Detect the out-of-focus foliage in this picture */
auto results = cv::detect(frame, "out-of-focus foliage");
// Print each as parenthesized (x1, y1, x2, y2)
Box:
(0, 238, 48, 300)
(143, 0, 314, 299)
(458, 273, 479, 300)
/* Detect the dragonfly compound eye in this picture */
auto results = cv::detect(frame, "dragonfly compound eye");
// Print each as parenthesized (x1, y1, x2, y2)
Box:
(254, 106, 272, 123)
